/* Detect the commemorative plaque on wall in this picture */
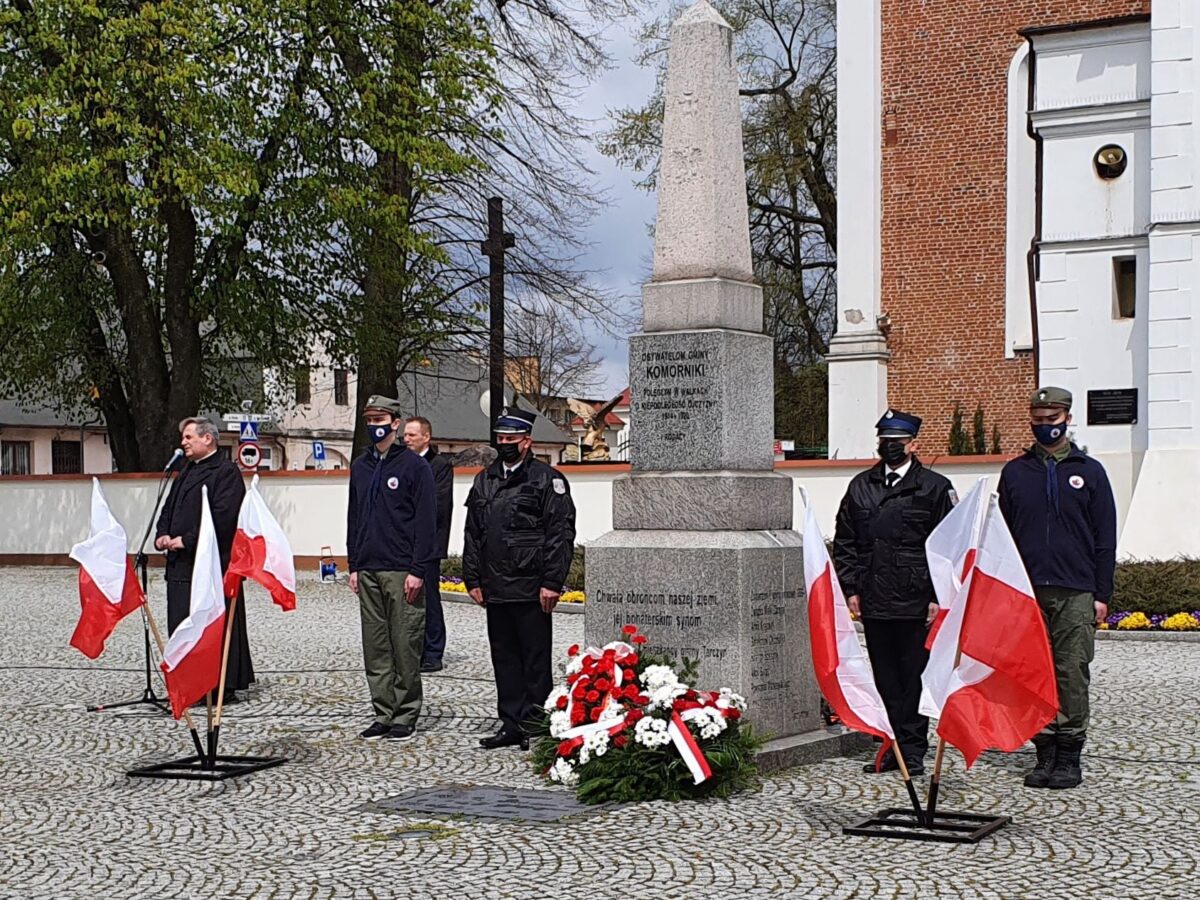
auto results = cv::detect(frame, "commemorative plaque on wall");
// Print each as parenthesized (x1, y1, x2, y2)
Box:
(1087, 389, 1138, 425)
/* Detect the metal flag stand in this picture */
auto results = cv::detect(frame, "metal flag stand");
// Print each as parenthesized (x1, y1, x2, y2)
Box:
(127, 489, 286, 781)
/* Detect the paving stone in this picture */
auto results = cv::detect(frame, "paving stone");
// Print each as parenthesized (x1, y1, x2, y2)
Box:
(0, 566, 1197, 899)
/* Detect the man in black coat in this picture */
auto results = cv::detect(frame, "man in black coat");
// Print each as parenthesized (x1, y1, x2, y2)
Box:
(464, 407, 576, 750)
(832, 409, 955, 775)
(155, 416, 254, 698)
(403, 416, 454, 672)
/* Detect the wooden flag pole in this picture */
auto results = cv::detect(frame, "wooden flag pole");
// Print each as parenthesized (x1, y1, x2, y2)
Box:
(141, 599, 206, 761)
(207, 591, 240, 768)
(892, 739, 925, 820)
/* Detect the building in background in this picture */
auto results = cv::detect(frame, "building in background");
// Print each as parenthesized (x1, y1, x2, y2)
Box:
(832, 1, 1199, 556)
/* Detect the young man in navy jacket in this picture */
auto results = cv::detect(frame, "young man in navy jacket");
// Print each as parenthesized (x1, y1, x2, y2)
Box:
(999, 387, 1117, 790)
(347, 395, 437, 742)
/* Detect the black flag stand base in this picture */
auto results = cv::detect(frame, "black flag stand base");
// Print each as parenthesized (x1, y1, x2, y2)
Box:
(843, 808, 1010, 844)
(126, 753, 285, 782)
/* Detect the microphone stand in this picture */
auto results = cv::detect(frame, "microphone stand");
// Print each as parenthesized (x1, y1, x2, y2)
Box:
(87, 460, 178, 715)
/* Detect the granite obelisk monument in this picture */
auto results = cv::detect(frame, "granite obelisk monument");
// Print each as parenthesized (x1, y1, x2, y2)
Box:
(585, 1, 822, 743)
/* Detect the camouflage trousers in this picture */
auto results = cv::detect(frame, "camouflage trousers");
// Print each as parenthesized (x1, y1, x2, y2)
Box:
(1035, 586, 1096, 740)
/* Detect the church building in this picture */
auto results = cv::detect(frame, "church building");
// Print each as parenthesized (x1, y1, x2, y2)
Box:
(830, 1, 1200, 556)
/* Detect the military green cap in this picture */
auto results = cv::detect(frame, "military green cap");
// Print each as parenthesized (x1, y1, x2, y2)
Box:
(362, 395, 404, 417)
(1030, 386, 1072, 410)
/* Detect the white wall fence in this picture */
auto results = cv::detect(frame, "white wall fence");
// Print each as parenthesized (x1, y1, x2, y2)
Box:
(0, 452, 1185, 564)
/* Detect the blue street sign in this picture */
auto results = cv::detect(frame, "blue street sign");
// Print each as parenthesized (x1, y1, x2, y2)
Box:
(238, 421, 259, 443)
(312, 441, 326, 461)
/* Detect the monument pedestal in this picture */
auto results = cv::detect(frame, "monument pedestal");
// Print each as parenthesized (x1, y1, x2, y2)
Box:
(585, 529, 819, 739)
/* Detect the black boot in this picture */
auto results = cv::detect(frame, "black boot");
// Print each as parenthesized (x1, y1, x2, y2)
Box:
(1023, 734, 1057, 788)
(1046, 736, 1084, 789)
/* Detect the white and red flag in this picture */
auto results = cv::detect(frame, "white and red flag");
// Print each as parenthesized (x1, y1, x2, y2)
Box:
(160, 486, 227, 719)
(920, 484, 1058, 766)
(68, 479, 145, 659)
(801, 489, 894, 744)
(223, 475, 296, 611)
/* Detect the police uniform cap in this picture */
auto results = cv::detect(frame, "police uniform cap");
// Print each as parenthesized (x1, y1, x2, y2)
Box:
(1030, 386, 1072, 410)
(363, 395, 404, 417)
(494, 406, 537, 434)
(875, 408, 921, 438)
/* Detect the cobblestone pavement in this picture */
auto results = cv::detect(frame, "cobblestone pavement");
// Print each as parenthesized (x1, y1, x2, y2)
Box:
(2, 567, 1198, 899)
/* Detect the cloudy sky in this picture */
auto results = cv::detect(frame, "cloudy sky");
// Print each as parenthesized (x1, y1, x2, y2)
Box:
(570, 20, 659, 398)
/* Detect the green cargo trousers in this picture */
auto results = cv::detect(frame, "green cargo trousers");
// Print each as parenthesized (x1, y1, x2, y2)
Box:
(358, 570, 425, 728)
(1035, 586, 1095, 740)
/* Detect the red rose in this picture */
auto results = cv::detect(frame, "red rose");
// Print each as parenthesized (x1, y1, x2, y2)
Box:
(632, 635, 648, 645)
(626, 709, 645, 723)
(622, 624, 637, 635)
(590, 707, 603, 722)
(585, 690, 600, 703)
(556, 696, 568, 710)
(557, 740, 575, 757)
(571, 707, 586, 725)
(728, 709, 742, 720)
(635, 694, 650, 706)
(613, 734, 628, 748)
(603, 648, 616, 660)
(626, 654, 639, 666)
(571, 683, 586, 700)
(567, 644, 580, 657)
(595, 678, 612, 693)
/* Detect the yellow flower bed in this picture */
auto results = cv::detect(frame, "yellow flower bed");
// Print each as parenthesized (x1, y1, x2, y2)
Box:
(439, 581, 586, 603)
(560, 590, 586, 604)
(440, 581, 467, 594)
(1116, 611, 1151, 630)
(1162, 611, 1200, 631)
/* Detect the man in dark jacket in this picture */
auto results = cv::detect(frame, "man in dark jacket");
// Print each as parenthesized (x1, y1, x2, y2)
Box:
(464, 407, 576, 750)
(155, 416, 253, 699)
(347, 396, 438, 742)
(833, 410, 955, 775)
(403, 416, 454, 672)
(999, 386, 1116, 790)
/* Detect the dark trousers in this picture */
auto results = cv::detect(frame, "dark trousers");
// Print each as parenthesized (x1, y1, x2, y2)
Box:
(486, 601, 552, 735)
(166, 580, 255, 693)
(862, 618, 929, 765)
(423, 559, 446, 663)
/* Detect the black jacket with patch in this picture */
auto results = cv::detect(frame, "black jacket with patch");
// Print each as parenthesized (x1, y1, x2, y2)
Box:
(832, 458, 956, 620)
(462, 457, 576, 604)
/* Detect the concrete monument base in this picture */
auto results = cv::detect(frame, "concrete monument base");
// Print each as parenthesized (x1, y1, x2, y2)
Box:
(585, 529, 821, 740)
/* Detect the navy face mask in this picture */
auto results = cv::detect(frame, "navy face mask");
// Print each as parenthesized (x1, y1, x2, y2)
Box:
(1032, 422, 1066, 447)
(366, 423, 393, 445)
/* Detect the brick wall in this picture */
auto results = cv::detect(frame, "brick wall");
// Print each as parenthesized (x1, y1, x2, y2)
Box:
(879, 0, 1151, 454)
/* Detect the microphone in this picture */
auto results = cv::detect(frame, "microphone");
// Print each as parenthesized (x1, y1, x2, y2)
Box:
(164, 448, 184, 471)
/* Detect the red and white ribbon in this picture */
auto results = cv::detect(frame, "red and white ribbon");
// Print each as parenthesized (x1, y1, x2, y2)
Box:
(668, 711, 713, 785)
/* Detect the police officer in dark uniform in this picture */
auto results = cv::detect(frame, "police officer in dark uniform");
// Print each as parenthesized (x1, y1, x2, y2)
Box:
(832, 410, 955, 775)
(464, 407, 576, 750)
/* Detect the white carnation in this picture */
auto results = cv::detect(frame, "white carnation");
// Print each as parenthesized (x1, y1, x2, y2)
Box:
(640, 665, 681, 692)
(717, 688, 747, 712)
(549, 710, 571, 738)
(549, 758, 578, 786)
(634, 716, 671, 748)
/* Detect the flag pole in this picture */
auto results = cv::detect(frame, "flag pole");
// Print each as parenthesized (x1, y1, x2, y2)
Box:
(891, 739, 925, 820)
(141, 598, 207, 761)
(926, 489, 993, 826)
(208, 590, 241, 770)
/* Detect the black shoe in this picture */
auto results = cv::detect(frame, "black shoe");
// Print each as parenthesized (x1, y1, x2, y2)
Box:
(1023, 734, 1058, 789)
(479, 730, 528, 750)
(864, 753, 900, 774)
(387, 724, 416, 742)
(1046, 736, 1084, 789)
(420, 659, 443, 673)
(360, 721, 391, 740)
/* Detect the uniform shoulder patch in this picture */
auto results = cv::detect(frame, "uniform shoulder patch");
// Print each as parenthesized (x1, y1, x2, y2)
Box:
(552, 477, 566, 495)
(948, 489, 959, 506)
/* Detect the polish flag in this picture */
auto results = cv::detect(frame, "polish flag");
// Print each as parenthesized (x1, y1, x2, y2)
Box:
(920, 488, 1058, 766)
(923, 477, 989, 649)
(161, 486, 227, 719)
(801, 489, 894, 743)
(223, 475, 296, 611)
(68, 479, 145, 659)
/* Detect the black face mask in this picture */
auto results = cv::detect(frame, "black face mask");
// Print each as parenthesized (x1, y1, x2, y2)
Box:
(497, 442, 522, 464)
(878, 440, 908, 467)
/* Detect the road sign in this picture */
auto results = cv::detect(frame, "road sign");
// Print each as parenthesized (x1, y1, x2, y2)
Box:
(237, 442, 262, 470)
(312, 441, 326, 461)
(238, 421, 259, 443)
(223, 412, 272, 424)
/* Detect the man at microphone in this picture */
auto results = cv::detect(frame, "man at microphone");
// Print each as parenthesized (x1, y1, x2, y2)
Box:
(155, 416, 254, 700)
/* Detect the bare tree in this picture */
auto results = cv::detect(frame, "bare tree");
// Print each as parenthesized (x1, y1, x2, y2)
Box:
(506, 295, 605, 411)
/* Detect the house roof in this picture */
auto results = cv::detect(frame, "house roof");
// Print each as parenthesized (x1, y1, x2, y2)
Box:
(397, 354, 572, 444)
(568, 388, 631, 428)
(0, 400, 98, 429)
